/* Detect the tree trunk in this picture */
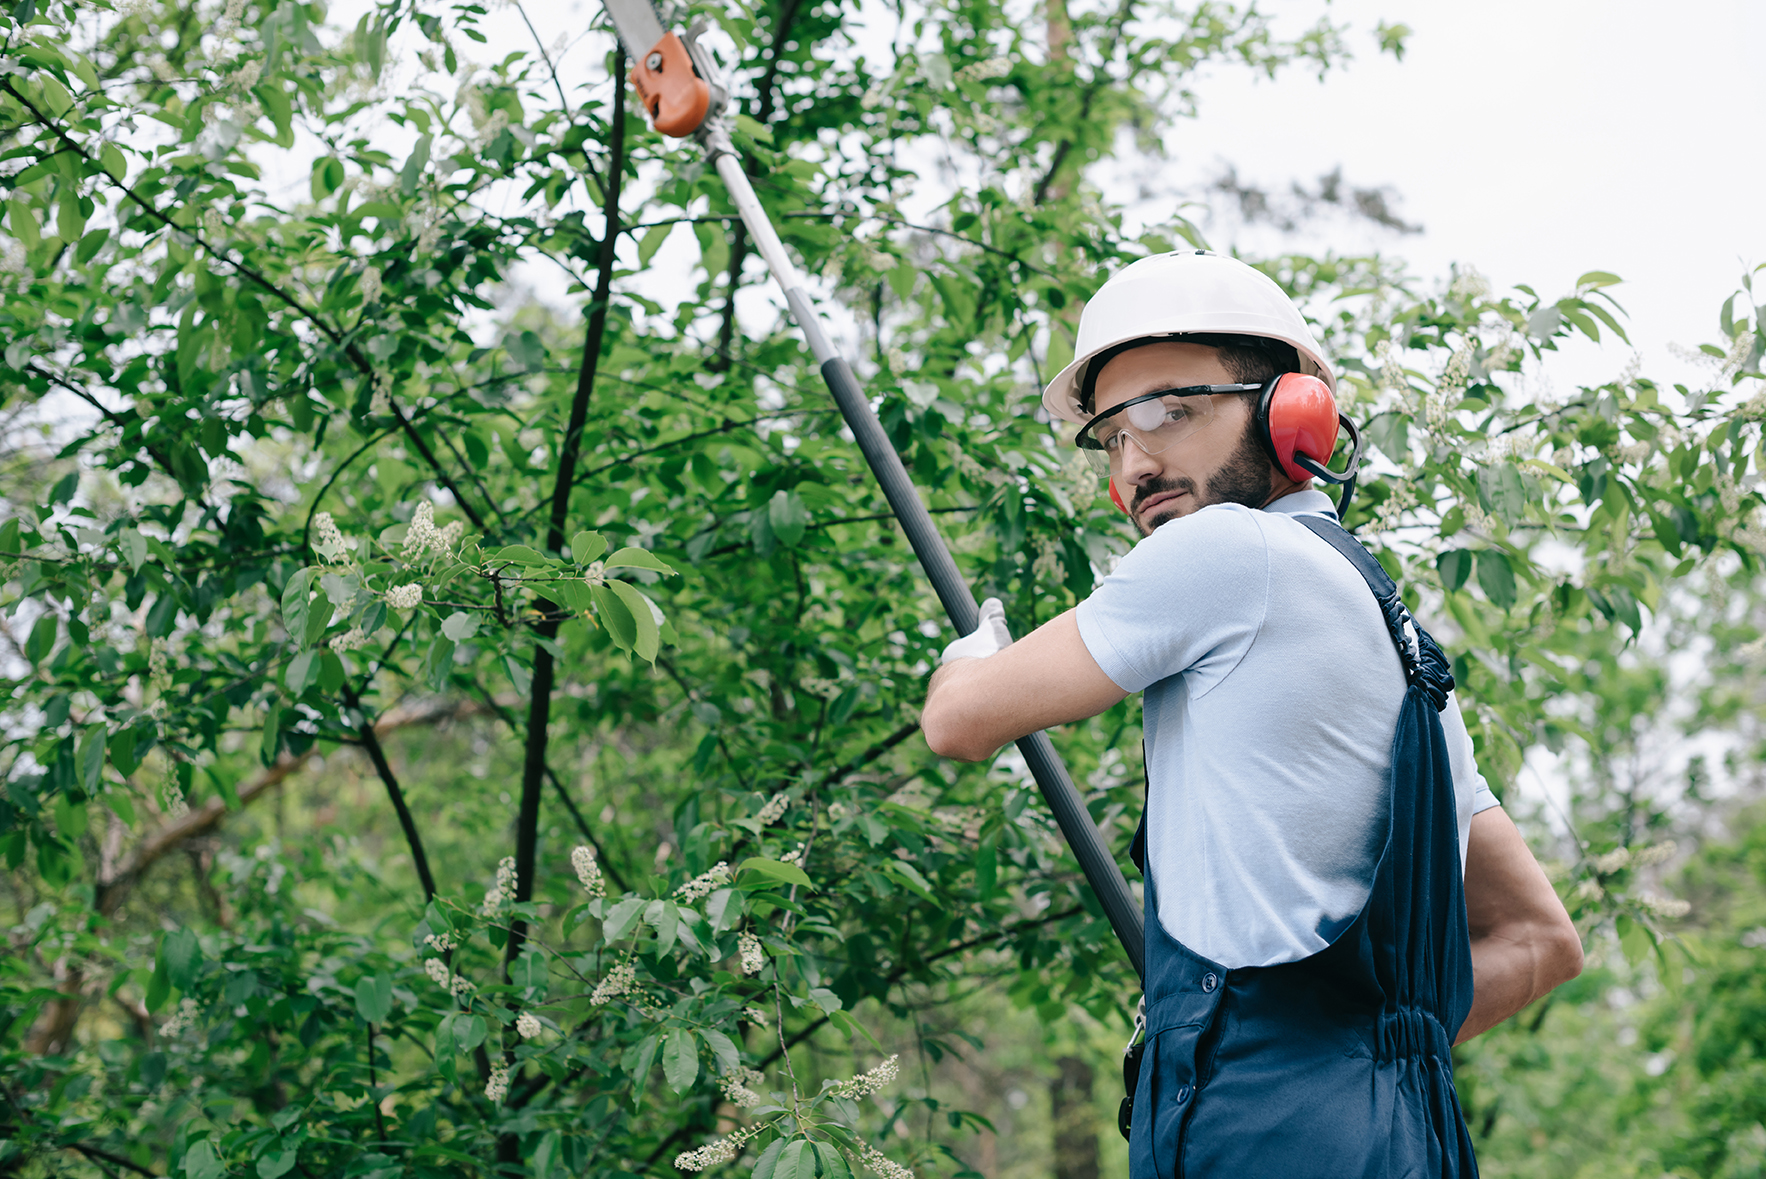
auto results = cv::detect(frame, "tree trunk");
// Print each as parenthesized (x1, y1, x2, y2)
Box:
(1050, 1054, 1099, 1179)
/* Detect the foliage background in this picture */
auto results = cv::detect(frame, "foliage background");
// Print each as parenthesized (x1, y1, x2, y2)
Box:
(2, 0, 1765, 1176)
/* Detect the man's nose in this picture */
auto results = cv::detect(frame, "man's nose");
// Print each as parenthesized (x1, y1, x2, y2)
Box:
(1116, 435, 1163, 485)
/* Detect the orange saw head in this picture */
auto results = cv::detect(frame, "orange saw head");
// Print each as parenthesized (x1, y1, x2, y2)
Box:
(630, 31, 711, 137)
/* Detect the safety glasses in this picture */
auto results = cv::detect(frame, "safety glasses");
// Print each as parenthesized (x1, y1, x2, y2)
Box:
(1074, 384, 1261, 474)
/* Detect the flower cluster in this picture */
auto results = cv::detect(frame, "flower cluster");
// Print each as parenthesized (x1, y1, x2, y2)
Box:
(385, 583, 422, 609)
(591, 956, 637, 1006)
(481, 856, 517, 913)
(451, 974, 475, 997)
(516, 1011, 543, 1039)
(485, 1061, 510, 1102)
(1448, 266, 1491, 302)
(571, 845, 606, 899)
(956, 56, 1012, 83)
(755, 792, 790, 825)
(827, 1055, 899, 1099)
(159, 997, 201, 1038)
(1633, 840, 1678, 867)
(425, 958, 451, 988)
(403, 502, 464, 560)
(1592, 846, 1633, 874)
(1640, 894, 1691, 919)
(1031, 534, 1065, 584)
(312, 511, 350, 563)
(424, 932, 455, 952)
(719, 1066, 765, 1109)
(675, 1126, 761, 1172)
(359, 265, 383, 305)
(738, 932, 765, 976)
(330, 626, 370, 652)
(855, 1142, 915, 1179)
(675, 862, 731, 903)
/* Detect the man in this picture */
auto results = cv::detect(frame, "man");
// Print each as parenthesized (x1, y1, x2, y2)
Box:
(922, 251, 1581, 1176)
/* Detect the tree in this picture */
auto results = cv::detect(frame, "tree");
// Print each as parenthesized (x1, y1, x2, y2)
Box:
(3, 0, 1764, 1175)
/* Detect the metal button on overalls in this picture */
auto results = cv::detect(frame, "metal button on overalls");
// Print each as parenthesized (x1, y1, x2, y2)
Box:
(1126, 517, 1478, 1179)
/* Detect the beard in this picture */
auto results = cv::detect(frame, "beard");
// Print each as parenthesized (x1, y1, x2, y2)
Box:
(1129, 419, 1274, 536)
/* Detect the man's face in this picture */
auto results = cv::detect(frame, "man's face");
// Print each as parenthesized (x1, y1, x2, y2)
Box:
(1091, 342, 1274, 537)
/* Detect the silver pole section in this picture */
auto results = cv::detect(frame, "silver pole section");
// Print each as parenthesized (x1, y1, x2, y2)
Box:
(700, 125, 1146, 980)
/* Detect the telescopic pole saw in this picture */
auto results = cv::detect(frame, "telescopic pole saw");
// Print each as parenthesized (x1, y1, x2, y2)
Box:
(597, 1, 1146, 981)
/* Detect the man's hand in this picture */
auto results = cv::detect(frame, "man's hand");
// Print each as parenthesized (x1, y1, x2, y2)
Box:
(940, 597, 1013, 664)
(1455, 807, 1584, 1043)
(923, 608, 1127, 762)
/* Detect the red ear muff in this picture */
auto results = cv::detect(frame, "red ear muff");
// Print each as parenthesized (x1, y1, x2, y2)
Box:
(1108, 480, 1129, 514)
(1260, 372, 1341, 482)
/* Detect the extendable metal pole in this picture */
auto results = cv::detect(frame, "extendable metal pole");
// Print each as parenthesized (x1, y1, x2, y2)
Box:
(707, 138, 1147, 980)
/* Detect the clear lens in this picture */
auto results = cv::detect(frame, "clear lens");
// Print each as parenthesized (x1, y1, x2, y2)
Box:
(1078, 393, 1217, 474)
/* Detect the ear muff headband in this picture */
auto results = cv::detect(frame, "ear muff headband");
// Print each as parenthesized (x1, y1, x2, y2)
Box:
(1255, 372, 1365, 516)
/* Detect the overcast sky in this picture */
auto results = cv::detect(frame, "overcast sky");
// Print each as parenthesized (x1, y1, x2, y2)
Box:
(1152, 0, 1766, 393)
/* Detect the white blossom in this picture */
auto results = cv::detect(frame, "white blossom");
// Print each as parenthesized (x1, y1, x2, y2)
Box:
(675, 862, 731, 903)
(1574, 879, 1603, 902)
(232, 59, 262, 92)
(1448, 266, 1490, 302)
(481, 856, 517, 913)
(451, 974, 475, 997)
(516, 1011, 542, 1038)
(1592, 847, 1632, 874)
(484, 1061, 510, 1102)
(719, 1066, 765, 1109)
(956, 57, 1012, 83)
(385, 583, 422, 609)
(330, 626, 369, 652)
(424, 933, 455, 952)
(674, 1136, 738, 1171)
(738, 931, 765, 976)
(359, 265, 383, 305)
(1031, 534, 1065, 584)
(827, 1054, 899, 1099)
(590, 956, 637, 1006)
(1641, 894, 1691, 919)
(402, 502, 459, 560)
(855, 1142, 916, 1179)
(1633, 840, 1678, 867)
(571, 845, 606, 899)
(1376, 339, 1407, 393)
(312, 511, 349, 563)
(0, 238, 27, 277)
(424, 958, 450, 988)
(755, 792, 790, 825)
(159, 997, 201, 1037)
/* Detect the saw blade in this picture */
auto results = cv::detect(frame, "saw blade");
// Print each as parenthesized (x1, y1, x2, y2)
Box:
(601, 0, 667, 64)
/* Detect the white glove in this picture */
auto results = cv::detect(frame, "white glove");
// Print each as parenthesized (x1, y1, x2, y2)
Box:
(940, 597, 1013, 664)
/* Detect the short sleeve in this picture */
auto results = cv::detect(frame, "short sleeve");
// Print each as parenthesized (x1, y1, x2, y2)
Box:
(1073, 506, 1271, 694)
(1442, 692, 1501, 813)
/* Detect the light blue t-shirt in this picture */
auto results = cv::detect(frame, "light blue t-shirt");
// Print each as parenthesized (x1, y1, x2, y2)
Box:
(1076, 490, 1500, 969)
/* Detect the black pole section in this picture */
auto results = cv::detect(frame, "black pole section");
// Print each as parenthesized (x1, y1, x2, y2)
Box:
(818, 356, 1146, 980)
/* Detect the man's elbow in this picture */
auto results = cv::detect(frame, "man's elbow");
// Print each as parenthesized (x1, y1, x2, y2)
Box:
(1541, 919, 1584, 991)
(920, 687, 999, 763)
(921, 706, 995, 762)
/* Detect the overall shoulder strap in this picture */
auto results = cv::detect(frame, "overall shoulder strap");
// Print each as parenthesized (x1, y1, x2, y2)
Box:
(1292, 515, 1455, 712)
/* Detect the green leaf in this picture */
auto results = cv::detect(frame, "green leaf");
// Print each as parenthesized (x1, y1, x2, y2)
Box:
(456, 1013, 487, 1052)
(280, 568, 314, 643)
(1475, 550, 1517, 610)
(702, 1028, 740, 1073)
(812, 1143, 854, 1179)
(590, 582, 638, 652)
(768, 490, 809, 548)
(512, 949, 549, 1001)
(571, 531, 608, 565)
(120, 528, 147, 572)
(775, 1140, 814, 1179)
(145, 954, 170, 1013)
(808, 987, 843, 1014)
(311, 156, 344, 200)
(637, 222, 672, 266)
(662, 1027, 699, 1093)
(603, 896, 646, 942)
(608, 581, 661, 663)
(285, 650, 318, 694)
(7, 197, 39, 251)
(504, 329, 547, 372)
(78, 723, 106, 792)
(441, 611, 479, 641)
(302, 588, 333, 646)
(751, 1139, 786, 1179)
(494, 544, 548, 566)
(160, 927, 202, 992)
(354, 974, 392, 1024)
(183, 1139, 225, 1179)
(400, 134, 432, 193)
(1436, 549, 1473, 592)
(257, 1145, 298, 1179)
(603, 546, 676, 574)
(741, 857, 814, 889)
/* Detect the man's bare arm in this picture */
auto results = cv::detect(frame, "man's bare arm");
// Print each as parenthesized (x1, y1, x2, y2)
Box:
(1455, 807, 1583, 1043)
(923, 609, 1128, 762)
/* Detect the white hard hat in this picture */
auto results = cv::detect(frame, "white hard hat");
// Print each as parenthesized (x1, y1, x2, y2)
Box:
(1041, 250, 1336, 425)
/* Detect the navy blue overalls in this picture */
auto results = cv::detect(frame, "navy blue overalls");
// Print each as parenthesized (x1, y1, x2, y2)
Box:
(1125, 515, 1478, 1178)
